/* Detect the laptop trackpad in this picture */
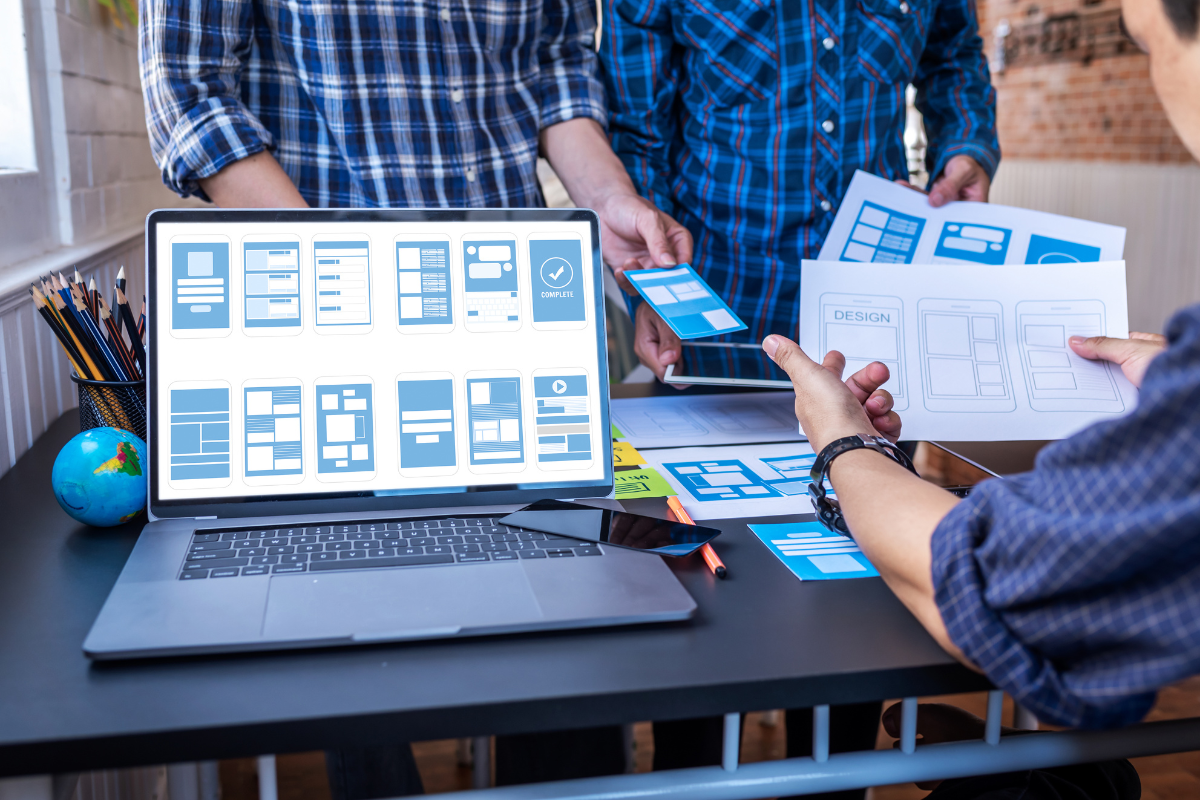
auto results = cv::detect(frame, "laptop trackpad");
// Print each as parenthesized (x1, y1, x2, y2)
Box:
(262, 565, 544, 641)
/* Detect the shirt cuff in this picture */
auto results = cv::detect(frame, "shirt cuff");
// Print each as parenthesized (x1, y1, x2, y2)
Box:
(926, 140, 1001, 185)
(539, 75, 609, 131)
(930, 487, 1156, 729)
(160, 99, 275, 200)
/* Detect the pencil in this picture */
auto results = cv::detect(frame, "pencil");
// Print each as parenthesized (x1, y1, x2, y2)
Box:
(110, 267, 124, 341)
(667, 496, 727, 579)
(31, 289, 87, 376)
(86, 277, 101, 322)
(114, 288, 146, 373)
(70, 288, 129, 380)
(100, 302, 139, 380)
(137, 296, 146, 341)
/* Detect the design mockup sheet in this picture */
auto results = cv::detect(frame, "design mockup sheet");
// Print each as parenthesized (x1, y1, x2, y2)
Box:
(799, 260, 1139, 441)
(154, 219, 602, 502)
(818, 171, 1126, 267)
(609, 392, 806, 449)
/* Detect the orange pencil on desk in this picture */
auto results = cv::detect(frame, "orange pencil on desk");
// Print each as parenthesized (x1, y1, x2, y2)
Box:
(667, 496, 727, 579)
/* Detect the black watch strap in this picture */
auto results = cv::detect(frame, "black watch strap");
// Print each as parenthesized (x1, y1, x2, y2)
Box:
(808, 434, 918, 534)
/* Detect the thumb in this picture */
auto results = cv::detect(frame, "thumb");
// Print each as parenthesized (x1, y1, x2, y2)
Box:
(1069, 335, 1141, 364)
(654, 312, 682, 365)
(636, 211, 678, 267)
(762, 334, 818, 383)
(929, 164, 969, 207)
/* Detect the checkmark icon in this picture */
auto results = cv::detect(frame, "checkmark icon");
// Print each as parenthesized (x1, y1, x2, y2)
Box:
(549, 266, 565, 281)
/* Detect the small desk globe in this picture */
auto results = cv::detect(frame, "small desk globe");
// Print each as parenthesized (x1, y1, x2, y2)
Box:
(52, 427, 147, 527)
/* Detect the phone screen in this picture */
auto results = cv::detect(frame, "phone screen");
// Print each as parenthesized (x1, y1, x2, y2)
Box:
(499, 499, 723, 557)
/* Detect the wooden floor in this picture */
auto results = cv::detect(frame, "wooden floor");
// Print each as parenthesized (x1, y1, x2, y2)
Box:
(218, 676, 1200, 799)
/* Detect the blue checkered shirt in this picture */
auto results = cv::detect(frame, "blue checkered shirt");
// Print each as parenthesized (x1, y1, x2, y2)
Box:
(933, 304, 1200, 729)
(600, 0, 999, 377)
(141, 0, 607, 207)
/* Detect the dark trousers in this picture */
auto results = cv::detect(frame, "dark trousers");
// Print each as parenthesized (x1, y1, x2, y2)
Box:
(495, 727, 627, 785)
(326, 745, 425, 800)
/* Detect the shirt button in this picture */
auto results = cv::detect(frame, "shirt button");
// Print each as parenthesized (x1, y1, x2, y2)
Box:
(451, 89, 464, 103)
(820, 200, 833, 212)
(822, 37, 835, 50)
(466, 168, 477, 183)
(899, 1, 910, 11)
(821, 119, 835, 133)
(440, 7, 451, 21)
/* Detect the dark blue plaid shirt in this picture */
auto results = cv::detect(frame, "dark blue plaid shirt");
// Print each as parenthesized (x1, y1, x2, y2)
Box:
(934, 304, 1200, 729)
(141, 0, 607, 207)
(600, 0, 999, 377)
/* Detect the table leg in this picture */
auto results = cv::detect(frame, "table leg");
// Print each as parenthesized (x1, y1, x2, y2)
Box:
(985, 691, 1004, 745)
(472, 737, 491, 788)
(900, 698, 917, 755)
(722, 714, 741, 772)
(257, 756, 277, 800)
(811, 705, 829, 763)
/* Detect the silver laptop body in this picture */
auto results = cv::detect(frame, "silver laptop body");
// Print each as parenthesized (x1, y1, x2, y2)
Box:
(84, 209, 695, 660)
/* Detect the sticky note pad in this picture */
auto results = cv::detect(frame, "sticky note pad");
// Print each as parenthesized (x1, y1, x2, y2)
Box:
(748, 521, 879, 581)
(613, 468, 677, 498)
(627, 265, 748, 339)
(612, 441, 646, 467)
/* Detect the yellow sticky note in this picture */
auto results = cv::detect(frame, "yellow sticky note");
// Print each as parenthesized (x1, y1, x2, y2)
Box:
(614, 468, 677, 498)
(612, 441, 646, 467)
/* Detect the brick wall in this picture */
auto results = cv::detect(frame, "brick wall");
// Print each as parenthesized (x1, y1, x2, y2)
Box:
(979, 0, 1194, 163)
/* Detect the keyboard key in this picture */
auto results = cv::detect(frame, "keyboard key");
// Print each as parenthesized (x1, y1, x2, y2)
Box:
(309, 554, 456, 572)
(242, 566, 269, 576)
(219, 531, 248, 541)
(318, 533, 345, 542)
(491, 533, 518, 542)
(463, 534, 489, 544)
(441, 519, 464, 528)
(484, 526, 507, 536)
(377, 531, 400, 539)
(297, 544, 322, 553)
(180, 569, 208, 579)
(239, 547, 267, 557)
(186, 551, 243, 562)
(272, 564, 307, 574)
(277, 528, 306, 538)
(311, 526, 334, 536)
(546, 549, 575, 558)
(267, 546, 295, 555)
(367, 548, 396, 557)
(360, 523, 387, 533)
(517, 550, 547, 559)
(453, 544, 481, 554)
(492, 552, 519, 561)
(410, 537, 436, 547)
(210, 567, 240, 578)
(281, 554, 308, 564)
(415, 519, 440, 530)
(333, 525, 358, 534)
(457, 553, 490, 563)
(339, 550, 367, 560)
(250, 556, 280, 565)
(291, 535, 317, 544)
(263, 537, 288, 547)
(183, 560, 211, 570)
(353, 541, 376, 550)
(465, 518, 491, 526)
(194, 533, 222, 543)
(255, 529, 278, 538)
(509, 541, 538, 551)
(575, 548, 602, 557)
(397, 546, 424, 556)
(348, 532, 372, 541)
(328, 541, 353, 551)
(311, 552, 339, 562)
(190, 541, 232, 552)
(518, 532, 545, 541)
(387, 522, 413, 530)
(482, 542, 508, 552)
(437, 535, 464, 544)
(427, 545, 452, 555)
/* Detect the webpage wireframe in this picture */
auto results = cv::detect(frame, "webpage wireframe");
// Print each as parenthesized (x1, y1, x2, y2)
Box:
(155, 221, 601, 501)
(799, 260, 1139, 442)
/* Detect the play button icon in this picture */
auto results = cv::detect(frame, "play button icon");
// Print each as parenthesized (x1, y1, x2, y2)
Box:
(552, 380, 568, 394)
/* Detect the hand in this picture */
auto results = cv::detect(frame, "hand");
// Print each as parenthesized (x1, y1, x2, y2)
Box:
(1069, 331, 1166, 388)
(761, 335, 901, 452)
(594, 193, 693, 294)
(635, 303, 684, 384)
(927, 155, 990, 207)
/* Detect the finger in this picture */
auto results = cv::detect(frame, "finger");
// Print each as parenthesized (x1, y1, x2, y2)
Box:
(870, 410, 902, 442)
(653, 313, 683, 367)
(881, 702, 902, 737)
(1068, 334, 1148, 364)
(635, 212, 677, 267)
(821, 350, 847, 380)
(762, 334, 819, 384)
(613, 258, 642, 294)
(634, 310, 669, 380)
(1130, 331, 1166, 344)
(928, 169, 969, 208)
(667, 220, 695, 264)
(864, 388, 893, 416)
(845, 361, 890, 403)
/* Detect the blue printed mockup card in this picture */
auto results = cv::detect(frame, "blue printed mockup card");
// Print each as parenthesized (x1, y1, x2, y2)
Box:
(748, 521, 880, 581)
(627, 265, 748, 339)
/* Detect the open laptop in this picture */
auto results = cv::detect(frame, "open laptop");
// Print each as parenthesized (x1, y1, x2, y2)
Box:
(83, 209, 696, 660)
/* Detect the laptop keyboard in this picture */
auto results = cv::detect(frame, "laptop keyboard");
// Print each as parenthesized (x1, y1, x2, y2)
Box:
(178, 517, 603, 579)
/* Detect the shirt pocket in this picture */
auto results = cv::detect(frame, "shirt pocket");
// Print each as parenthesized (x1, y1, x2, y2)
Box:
(674, 0, 779, 109)
(855, 0, 929, 85)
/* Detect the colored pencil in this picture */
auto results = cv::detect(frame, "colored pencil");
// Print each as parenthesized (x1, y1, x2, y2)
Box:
(114, 288, 146, 374)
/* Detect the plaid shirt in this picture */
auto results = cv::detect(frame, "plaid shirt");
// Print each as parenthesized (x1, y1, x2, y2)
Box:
(141, 0, 607, 207)
(934, 304, 1200, 729)
(600, 0, 999, 377)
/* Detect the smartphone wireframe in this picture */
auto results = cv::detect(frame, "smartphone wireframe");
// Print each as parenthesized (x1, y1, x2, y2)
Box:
(918, 298, 1015, 413)
(819, 293, 908, 411)
(1015, 300, 1124, 412)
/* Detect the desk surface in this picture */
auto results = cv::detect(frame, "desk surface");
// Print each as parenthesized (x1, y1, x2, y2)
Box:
(0, 408, 990, 778)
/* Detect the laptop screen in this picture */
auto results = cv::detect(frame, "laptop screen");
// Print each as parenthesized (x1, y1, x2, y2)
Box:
(147, 210, 611, 517)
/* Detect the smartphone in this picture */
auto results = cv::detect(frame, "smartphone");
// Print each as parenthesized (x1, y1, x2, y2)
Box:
(499, 499, 723, 557)
(918, 298, 1015, 413)
(1015, 300, 1124, 412)
(819, 293, 908, 411)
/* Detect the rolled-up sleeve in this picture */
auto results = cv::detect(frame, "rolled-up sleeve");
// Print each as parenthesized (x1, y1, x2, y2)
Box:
(538, 0, 608, 130)
(912, 0, 1000, 181)
(931, 304, 1200, 729)
(139, 0, 274, 200)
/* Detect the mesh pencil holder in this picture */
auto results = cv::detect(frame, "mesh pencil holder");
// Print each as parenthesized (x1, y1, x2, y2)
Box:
(71, 375, 147, 442)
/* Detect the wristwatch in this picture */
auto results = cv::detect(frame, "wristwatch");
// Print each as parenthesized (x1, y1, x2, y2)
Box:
(808, 433, 919, 534)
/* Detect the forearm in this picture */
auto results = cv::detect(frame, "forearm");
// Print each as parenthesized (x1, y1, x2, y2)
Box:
(829, 450, 969, 664)
(197, 151, 308, 208)
(541, 118, 640, 209)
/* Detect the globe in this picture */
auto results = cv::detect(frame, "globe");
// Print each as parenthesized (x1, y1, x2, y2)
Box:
(52, 427, 147, 527)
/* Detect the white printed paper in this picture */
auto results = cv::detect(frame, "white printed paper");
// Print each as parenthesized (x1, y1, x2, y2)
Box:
(799, 260, 1139, 441)
(818, 171, 1125, 266)
(640, 443, 818, 520)
(610, 392, 805, 449)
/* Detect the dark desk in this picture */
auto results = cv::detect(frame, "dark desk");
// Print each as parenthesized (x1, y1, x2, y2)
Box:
(0, 410, 989, 779)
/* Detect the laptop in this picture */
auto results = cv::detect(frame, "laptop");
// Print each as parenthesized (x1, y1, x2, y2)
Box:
(83, 209, 696, 660)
